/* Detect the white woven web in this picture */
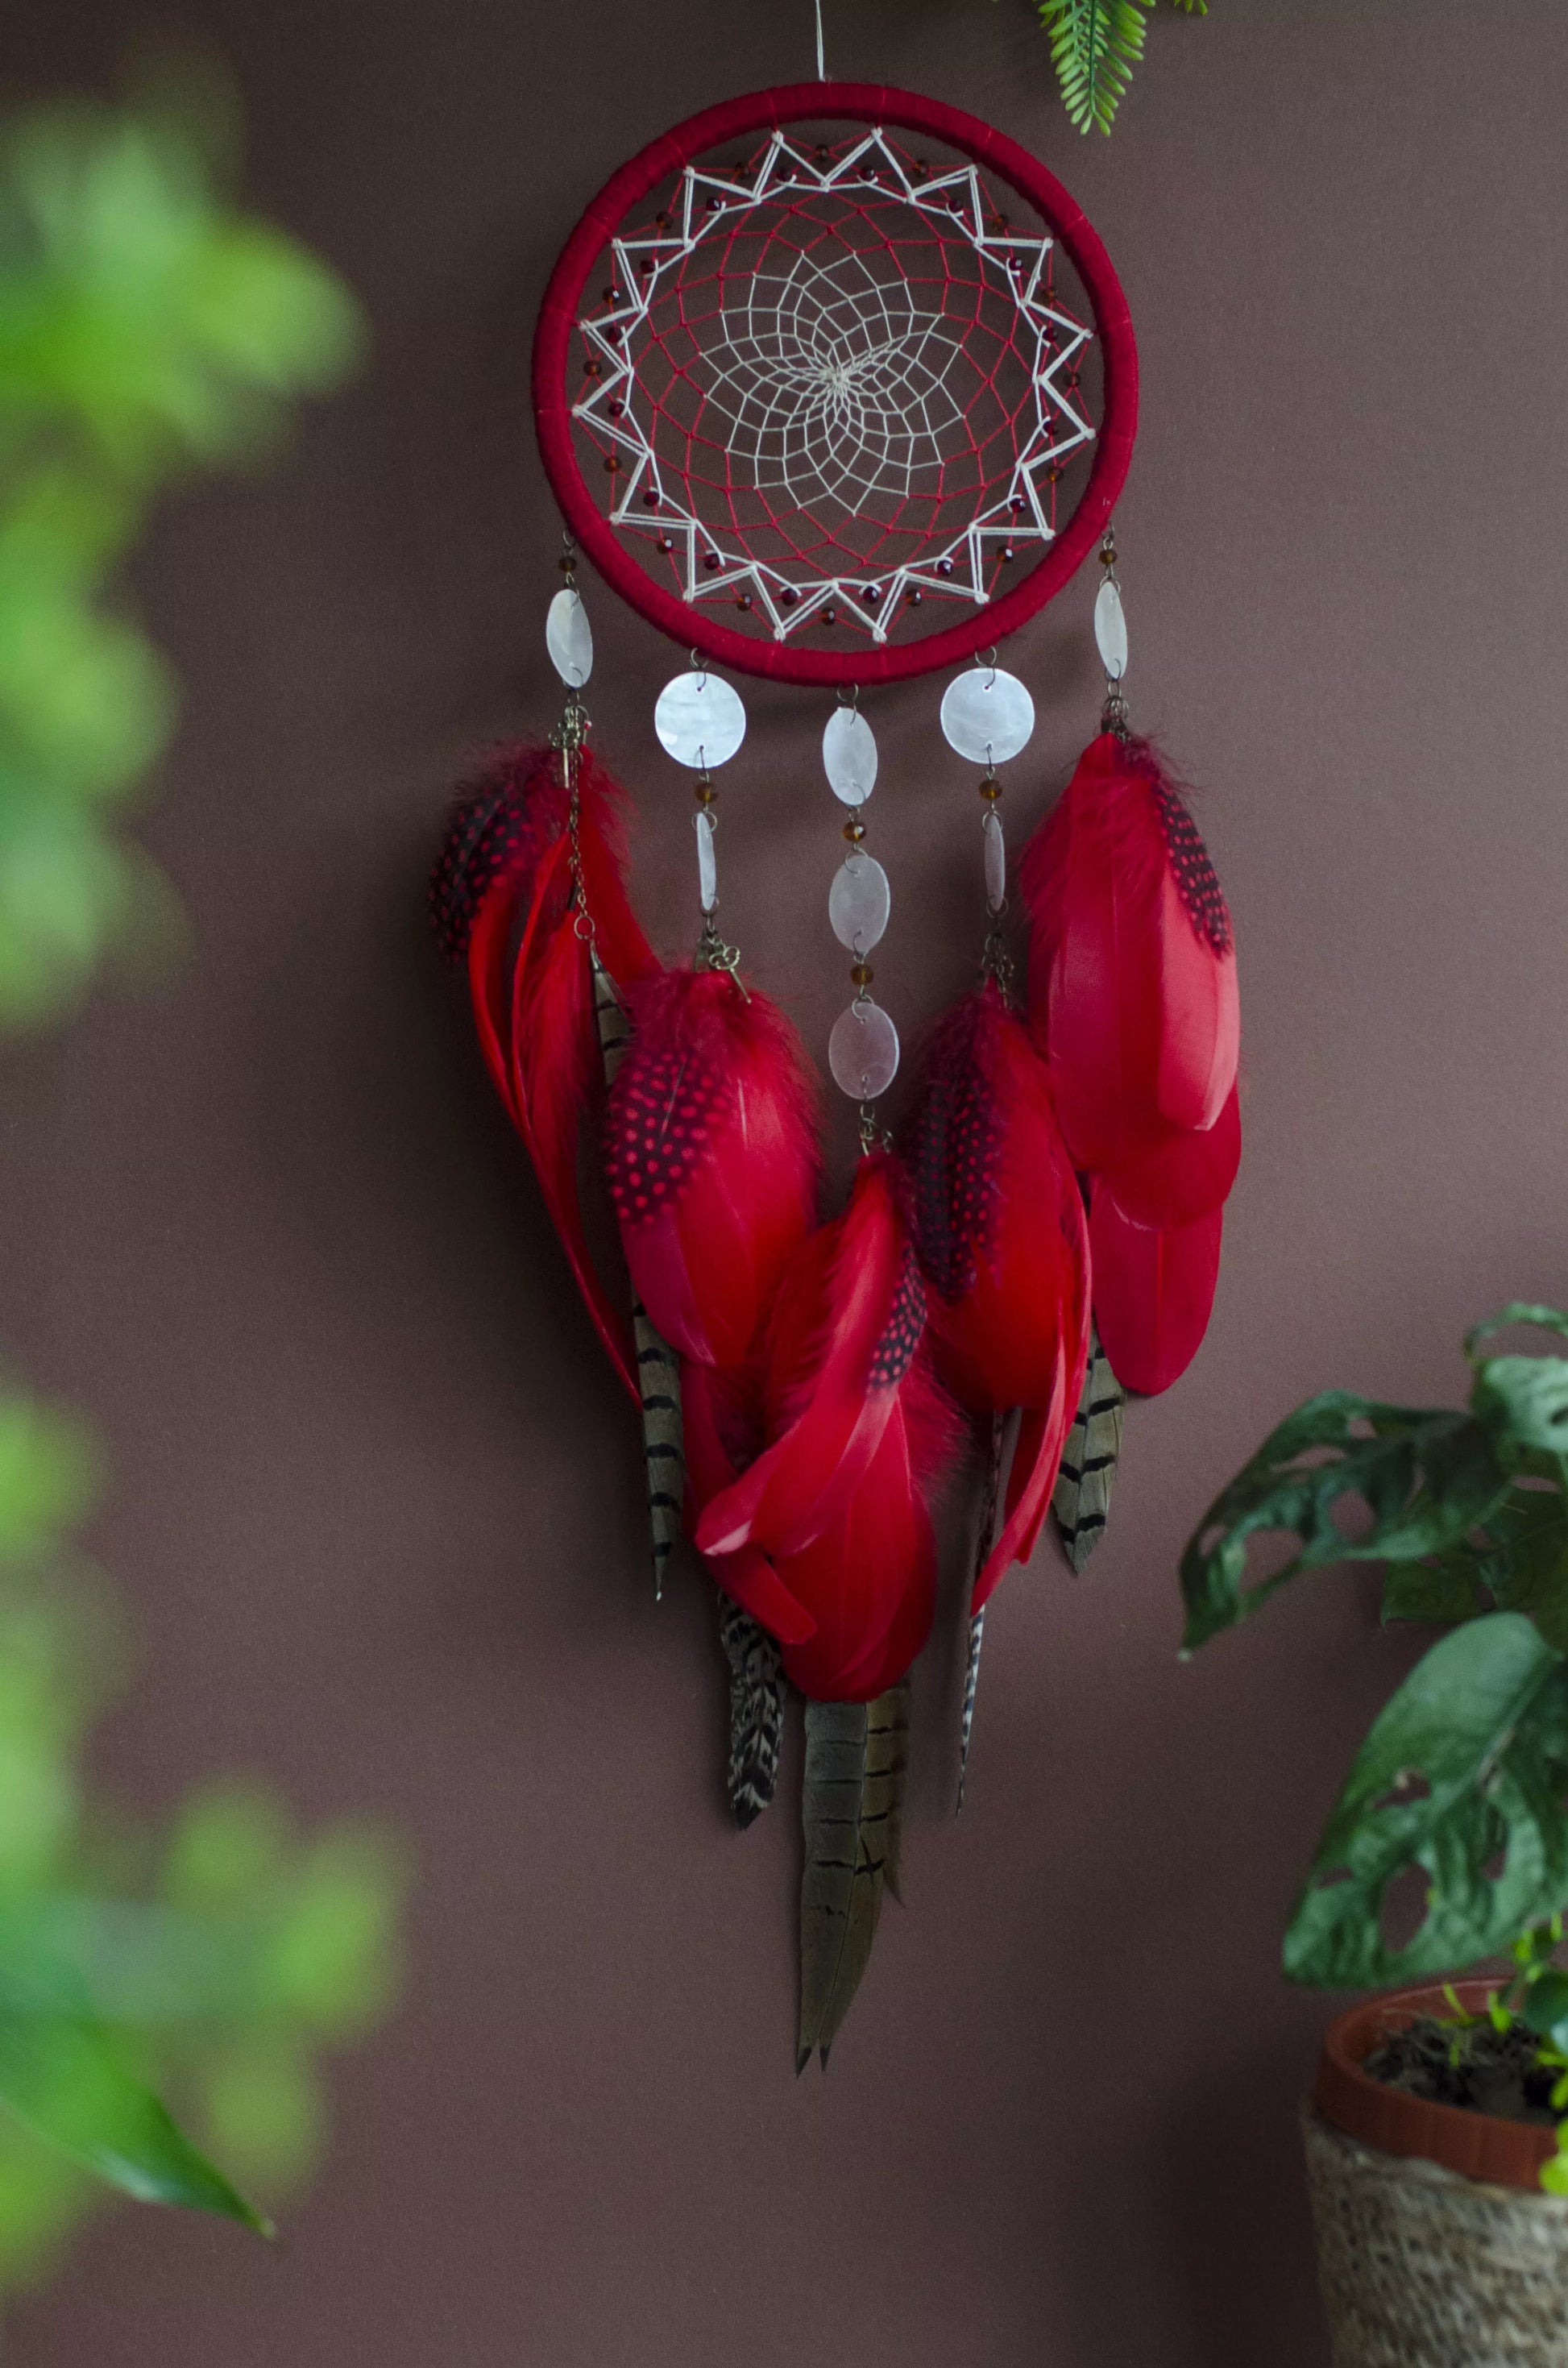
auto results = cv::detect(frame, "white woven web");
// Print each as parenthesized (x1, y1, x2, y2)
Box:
(701, 248, 966, 515)
(573, 129, 1097, 645)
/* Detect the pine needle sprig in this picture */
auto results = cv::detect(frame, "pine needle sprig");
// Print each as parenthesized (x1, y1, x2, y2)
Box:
(1037, 0, 1207, 136)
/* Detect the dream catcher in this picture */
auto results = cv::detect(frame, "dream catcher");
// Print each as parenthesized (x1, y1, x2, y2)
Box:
(432, 81, 1240, 2064)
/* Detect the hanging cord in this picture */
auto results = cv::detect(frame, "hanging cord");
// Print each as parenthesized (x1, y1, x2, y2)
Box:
(815, 0, 827, 80)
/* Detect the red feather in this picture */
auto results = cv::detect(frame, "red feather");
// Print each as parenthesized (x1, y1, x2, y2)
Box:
(1089, 1187, 1224, 1396)
(604, 968, 819, 1369)
(682, 1361, 817, 1649)
(1020, 733, 1239, 1174)
(1099, 1082, 1242, 1231)
(432, 742, 657, 1399)
(695, 1155, 959, 1698)
(904, 985, 1091, 1609)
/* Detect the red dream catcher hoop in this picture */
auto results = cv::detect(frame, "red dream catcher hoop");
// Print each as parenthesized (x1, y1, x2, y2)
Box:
(435, 73, 1241, 2069)
(532, 83, 1138, 684)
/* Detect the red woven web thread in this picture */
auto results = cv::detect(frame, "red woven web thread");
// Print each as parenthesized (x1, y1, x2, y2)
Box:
(575, 131, 1092, 624)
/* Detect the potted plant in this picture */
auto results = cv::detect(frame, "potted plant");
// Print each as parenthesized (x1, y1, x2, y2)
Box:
(1180, 1305, 1568, 2364)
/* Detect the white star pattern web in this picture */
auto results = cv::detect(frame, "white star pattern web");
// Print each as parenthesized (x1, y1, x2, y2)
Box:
(701, 248, 967, 514)
(573, 129, 1098, 646)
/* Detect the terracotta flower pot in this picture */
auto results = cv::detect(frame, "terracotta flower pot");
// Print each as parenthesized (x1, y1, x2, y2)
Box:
(1315, 1979, 1553, 2191)
(1304, 1982, 1568, 2368)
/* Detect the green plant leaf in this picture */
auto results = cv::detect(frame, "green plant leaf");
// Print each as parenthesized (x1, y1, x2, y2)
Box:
(1180, 1394, 1511, 1652)
(1380, 1556, 1486, 1628)
(1035, 0, 1205, 135)
(1466, 1307, 1568, 1363)
(1520, 1969, 1568, 2055)
(1471, 1355, 1568, 1460)
(1283, 1614, 1568, 1988)
(1406, 1489, 1568, 1653)
(0, 1396, 96, 1560)
(1037, 0, 1155, 135)
(0, 1951, 266, 2231)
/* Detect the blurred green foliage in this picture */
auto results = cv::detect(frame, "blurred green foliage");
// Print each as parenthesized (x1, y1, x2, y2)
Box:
(0, 71, 363, 1027)
(0, 69, 401, 2301)
(0, 1397, 404, 2290)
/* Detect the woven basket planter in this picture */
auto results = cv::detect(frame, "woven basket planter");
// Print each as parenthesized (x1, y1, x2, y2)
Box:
(1305, 1982, 1568, 2366)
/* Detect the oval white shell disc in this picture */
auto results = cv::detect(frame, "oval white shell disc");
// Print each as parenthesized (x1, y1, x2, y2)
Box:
(546, 587, 592, 687)
(654, 671, 746, 770)
(823, 708, 877, 807)
(982, 808, 1006, 916)
(695, 810, 717, 913)
(828, 999, 900, 1101)
(1094, 578, 1128, 680)
(940, 667, 1035, 767)
(828, 853, 890, 955)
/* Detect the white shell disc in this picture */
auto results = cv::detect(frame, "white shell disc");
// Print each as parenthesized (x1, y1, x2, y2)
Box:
(695, 810, 717, 913)
(828, 852, 890, 955)
(982, 808, 1006, 916)
(1095, 577, 1128, 680)
(940, 667, 1035, 767)
(653, 671, 747, 770)
(546, 588, 592, 687)
(828, 999, 900, 1101)
(823, 708, 878, 807)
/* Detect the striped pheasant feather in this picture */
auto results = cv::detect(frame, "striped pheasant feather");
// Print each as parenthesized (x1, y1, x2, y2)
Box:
(798, 1680, 911, 2071)
(1052, 1328, 1125, 1572)
(957, 1413, 1005, 1813)
(591, 954, 683, 1597)
(717, 1593, 784, 1830)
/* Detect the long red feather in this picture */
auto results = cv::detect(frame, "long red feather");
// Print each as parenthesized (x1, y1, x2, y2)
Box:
(694, 1156, 906, 1560)
(432, 742, 657, 1398)
(1099, 1082, 1241, 1231)
(695, 1156, 959, 1697)
(1020, 733, 1239, 1174)
(681, 1361, 818, 1649)
(603, 968, 819, 1370)
(1020, 731, 1241, 1396)
(904, 984, 1091, 1608)
(1089, 1187, 1224, 1396)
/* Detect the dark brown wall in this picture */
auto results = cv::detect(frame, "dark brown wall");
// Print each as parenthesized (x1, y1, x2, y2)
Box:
(6, 2, 1566, 2360)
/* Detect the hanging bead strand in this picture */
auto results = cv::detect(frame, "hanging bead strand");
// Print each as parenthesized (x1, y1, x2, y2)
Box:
(545, 548, 684, 1606)
(654, 652, 749, 987)
(1096, 525, 1130, 737)
(940, 649, 1035, 997)
(823, 693, 898, 1134)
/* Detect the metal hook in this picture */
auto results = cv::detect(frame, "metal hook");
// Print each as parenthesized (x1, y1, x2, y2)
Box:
(689, 646, 707, 690)
(981, 647, 998, 690)
(836, 683, 861, 711)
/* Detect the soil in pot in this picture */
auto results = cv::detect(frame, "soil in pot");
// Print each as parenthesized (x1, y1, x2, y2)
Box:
(1365, 2013, 1561, 2130)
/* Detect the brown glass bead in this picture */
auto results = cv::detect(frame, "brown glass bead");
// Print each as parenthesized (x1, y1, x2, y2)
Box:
(843, 819, 865, 843)
(695, 782, 716, 807)
(979, 779, 1002, 802)
(850, 963, 874, 988)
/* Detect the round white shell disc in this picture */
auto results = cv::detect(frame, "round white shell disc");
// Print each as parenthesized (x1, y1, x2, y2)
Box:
(828, 999, 900, 1101)
(654, 671, 747, 770)
(828, 853, 890, 955)
(823, 708, 878, 807)
(1094, 578, 1128, 680)
(940, 667, 1035, 767)
(546, 588, 592, 687)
